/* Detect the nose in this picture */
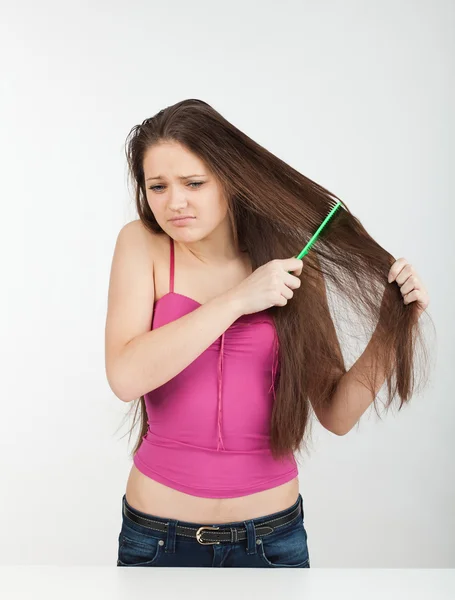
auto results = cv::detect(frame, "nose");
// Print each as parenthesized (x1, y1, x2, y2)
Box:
(168, 186, 189, 212)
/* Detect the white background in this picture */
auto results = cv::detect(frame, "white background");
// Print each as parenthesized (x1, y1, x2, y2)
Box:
(1, 0, 453, 568)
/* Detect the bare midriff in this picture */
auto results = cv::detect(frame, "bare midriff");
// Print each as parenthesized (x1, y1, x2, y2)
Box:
(126, 464, 299, 524)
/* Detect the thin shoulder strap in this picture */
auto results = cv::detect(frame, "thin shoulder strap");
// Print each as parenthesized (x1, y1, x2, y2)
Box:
(169, 237, 175, 293)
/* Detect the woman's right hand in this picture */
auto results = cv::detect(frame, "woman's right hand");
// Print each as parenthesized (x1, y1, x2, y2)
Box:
(228, 257, 303, 316)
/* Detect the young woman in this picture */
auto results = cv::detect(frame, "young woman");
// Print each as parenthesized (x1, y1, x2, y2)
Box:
(105, 99, 430, 568)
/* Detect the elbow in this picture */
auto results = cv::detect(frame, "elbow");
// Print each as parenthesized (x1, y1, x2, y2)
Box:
(330, 426, 349, 436)
(318, 404, 353, 436)
(320, 417, 351, 436)
(107, 371, 159, 403)
(117, 391, 136, 403)
(109, 379, 133, 403)
(318, 419, 349, 436)
(105, 355, 153, 402)
(106, 369, 137, 403)
(327, 421, 354, 436)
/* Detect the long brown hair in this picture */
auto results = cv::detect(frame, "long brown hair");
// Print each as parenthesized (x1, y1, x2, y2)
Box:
(117, 99, 434, 464)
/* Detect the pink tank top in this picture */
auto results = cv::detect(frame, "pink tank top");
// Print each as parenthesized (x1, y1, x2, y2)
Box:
(133, 237, 298, 498)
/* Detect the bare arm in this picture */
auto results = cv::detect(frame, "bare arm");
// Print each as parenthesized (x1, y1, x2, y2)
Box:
(113, 293, 242, 402)
(309, 264, 392, 436)
(320, 325, 388, 435)
(104, 221, 243, 402)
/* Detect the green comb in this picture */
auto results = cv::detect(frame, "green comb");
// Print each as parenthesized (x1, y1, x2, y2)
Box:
(287, 200, 342, 273)
(295, 200, 342, 260)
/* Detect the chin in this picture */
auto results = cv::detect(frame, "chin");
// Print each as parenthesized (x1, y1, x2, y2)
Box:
(165, 227, 202, 241)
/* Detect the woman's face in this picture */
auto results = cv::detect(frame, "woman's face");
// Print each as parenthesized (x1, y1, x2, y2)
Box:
(142, 141, 229, 241)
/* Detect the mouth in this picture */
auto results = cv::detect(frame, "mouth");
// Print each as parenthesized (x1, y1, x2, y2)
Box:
(169, 216, 195, 222)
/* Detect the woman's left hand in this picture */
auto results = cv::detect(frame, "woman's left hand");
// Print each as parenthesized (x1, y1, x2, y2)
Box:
(388, 258, 429, 319)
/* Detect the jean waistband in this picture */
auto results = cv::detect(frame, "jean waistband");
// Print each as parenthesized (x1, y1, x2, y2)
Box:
(121, 493, 303, 545)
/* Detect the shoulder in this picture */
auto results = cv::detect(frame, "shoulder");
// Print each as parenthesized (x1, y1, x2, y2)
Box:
(117, 218, 156, 245)
(115, 219, 167, 263)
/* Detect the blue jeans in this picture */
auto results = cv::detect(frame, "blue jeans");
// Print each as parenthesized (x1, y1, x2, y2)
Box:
(117, 492, 310, 568)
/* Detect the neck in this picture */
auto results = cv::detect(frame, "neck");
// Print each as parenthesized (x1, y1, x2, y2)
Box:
(174, 222, 244, 267)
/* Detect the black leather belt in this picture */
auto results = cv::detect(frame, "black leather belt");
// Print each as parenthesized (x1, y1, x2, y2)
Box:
(123, 499, 302, 545)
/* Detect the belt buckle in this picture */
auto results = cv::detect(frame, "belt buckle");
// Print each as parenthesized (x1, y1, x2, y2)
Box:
(196, 526, 221, 545)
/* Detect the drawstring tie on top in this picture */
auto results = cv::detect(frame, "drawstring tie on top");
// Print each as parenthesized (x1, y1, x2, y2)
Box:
(217, 332, 226, 451)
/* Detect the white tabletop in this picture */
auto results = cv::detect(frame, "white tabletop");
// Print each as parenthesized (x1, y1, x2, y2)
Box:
(1, 567, 454, 599)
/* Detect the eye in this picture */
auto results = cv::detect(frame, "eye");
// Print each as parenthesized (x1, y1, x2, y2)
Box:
(148, 181, 204, 192)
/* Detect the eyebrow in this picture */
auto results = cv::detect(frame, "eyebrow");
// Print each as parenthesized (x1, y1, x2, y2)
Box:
(145, 174, 206, 182)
